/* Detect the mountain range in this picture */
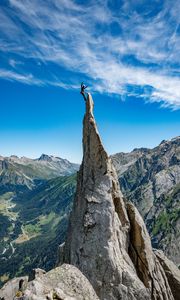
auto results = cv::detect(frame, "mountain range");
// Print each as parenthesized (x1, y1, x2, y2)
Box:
(0, 153, 79, 192)
(0, 137, 179, 288)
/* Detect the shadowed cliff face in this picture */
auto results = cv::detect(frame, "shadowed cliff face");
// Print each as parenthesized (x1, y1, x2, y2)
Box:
(59, 94, 179, 300)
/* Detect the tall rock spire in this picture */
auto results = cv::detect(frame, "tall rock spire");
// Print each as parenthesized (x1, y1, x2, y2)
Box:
(59, 94, 175, 300)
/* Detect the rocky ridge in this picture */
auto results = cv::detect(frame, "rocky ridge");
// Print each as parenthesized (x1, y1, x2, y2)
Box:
(111, 137, 180, 265)
(0, 154, 79, 191)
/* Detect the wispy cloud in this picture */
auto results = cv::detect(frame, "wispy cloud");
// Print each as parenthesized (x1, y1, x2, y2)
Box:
(0, 0, 179, 108)
(0, 68, 43, 85)
(9, 58, 24, 68)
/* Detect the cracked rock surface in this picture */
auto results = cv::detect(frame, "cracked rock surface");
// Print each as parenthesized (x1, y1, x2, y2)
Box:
(59, 94, 176, 300)
(24, 264, 99, 300)
(0, 264, 99, 300)
(154, 249, 180, 300)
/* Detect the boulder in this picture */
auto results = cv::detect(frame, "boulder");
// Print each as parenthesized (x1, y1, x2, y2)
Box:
(24, 263, 99, 300)
(28, 268, 46, 282)
(0, 276, 28, 300)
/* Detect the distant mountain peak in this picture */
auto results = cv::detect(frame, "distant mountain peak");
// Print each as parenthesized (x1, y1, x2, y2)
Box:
(132, 147, 149, 152)
(38, 154, 53, 162)
(10, 155, 19, 159)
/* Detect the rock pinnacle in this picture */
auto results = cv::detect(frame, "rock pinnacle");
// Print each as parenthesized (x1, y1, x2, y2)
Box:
(58, 93, 178, 300)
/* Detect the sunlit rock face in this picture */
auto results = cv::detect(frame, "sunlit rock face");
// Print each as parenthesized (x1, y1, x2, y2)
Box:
(0, 265, 99, 300)
(59, 94, 175, 300)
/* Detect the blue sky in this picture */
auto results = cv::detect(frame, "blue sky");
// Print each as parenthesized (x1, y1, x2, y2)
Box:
(0, 0, 180, 162)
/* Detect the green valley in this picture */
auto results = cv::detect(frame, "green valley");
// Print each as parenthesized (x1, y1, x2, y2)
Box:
(0, 174, 76, 287)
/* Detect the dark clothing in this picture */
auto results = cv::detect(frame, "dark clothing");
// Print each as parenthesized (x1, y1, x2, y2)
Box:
(80, 82, 88, 101)
(81, 82, 88, 93)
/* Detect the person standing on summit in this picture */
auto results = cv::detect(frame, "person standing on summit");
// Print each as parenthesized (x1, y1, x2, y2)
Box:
(80, 82, 88, 101)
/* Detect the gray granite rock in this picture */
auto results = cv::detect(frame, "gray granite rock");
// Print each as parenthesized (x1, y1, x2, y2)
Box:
(28, 268, 46, 282)
(154, 249, 180, 300)
(24, 264, 99, 300)
(59, 95, 147, 299)
(0, 276, 28, 300)
(111, 137, 180, 266)
(58, 94, 177, 300)
(127, 202, 173, 300)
